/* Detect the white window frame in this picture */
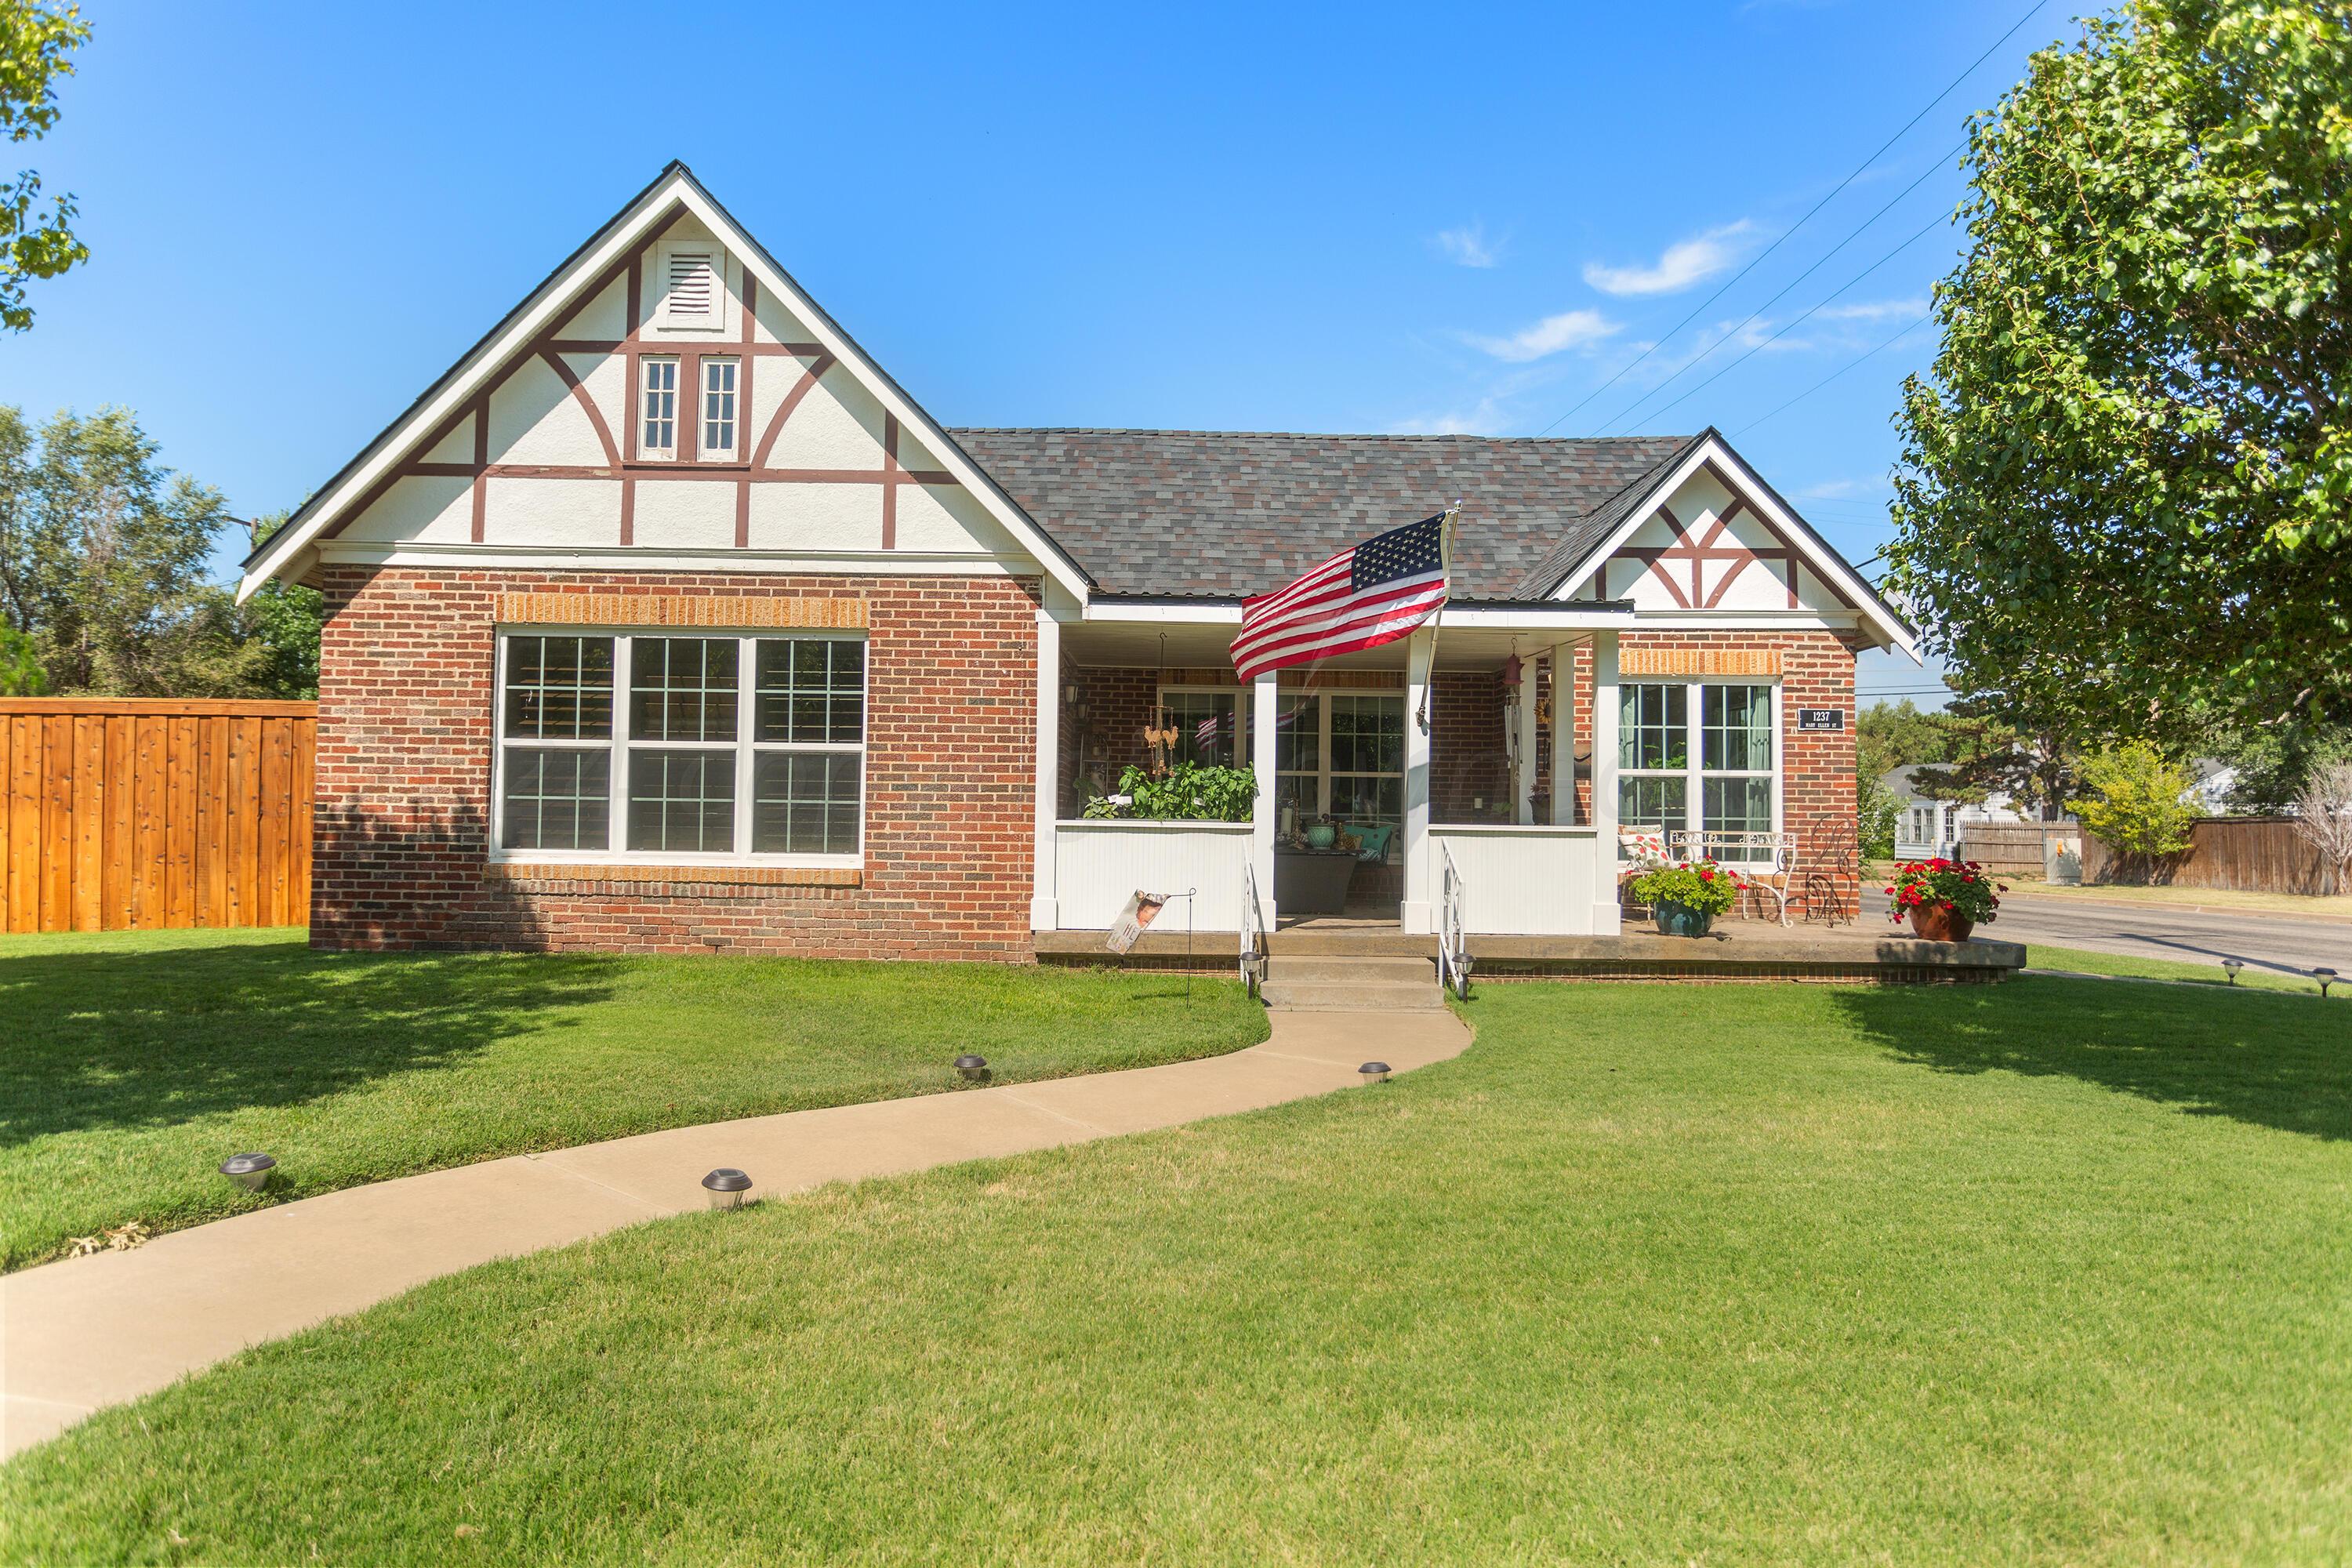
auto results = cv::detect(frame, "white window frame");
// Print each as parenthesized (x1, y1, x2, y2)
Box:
(639, 358, 680, 460)
(491, 627, 868, 869)
(1615, 678, 1783, 865)
(1172, 684, 1406, 852)
(700, 357, 739, 461)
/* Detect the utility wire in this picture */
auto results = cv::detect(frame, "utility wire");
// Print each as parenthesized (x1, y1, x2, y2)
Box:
(1607, 208, 1952, 432)
(1530, 0, 2051, 439)
(1733, 312, 1936, 435)
(1592, 142, 1962, 434)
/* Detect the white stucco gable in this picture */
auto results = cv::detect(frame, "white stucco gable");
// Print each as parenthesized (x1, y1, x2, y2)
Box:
(1552, 432, 1918, 658)
(241, 165, 1090, 602)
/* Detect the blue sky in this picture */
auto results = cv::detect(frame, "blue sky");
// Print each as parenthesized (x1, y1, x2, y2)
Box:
(5, 0, 2084, 705)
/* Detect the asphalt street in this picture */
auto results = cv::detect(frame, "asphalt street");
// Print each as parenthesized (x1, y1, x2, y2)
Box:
(1860, 890, 2352, 983)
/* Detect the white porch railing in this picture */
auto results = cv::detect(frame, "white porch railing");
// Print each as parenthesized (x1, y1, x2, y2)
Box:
(1423, 824, 1610, 935)
(1052, 820, 1252, 930)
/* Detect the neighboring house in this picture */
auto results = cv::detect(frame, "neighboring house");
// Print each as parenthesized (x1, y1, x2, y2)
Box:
(241, 165, 1918, 957)
(1880, 764, 2056, 860)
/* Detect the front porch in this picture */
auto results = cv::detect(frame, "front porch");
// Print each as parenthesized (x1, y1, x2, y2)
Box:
(1033, 604, 1639, 942)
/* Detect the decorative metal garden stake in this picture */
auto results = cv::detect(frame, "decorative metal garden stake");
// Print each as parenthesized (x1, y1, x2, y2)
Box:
(219, 1152, 276, 1193)
(702, 1169, 753, 1210)
(2222, 958, 2244, 985)
(1359, 1062, 1392, 1085)
(955, 1054, 991, 1083)
(2316, 967, 2339, 1000)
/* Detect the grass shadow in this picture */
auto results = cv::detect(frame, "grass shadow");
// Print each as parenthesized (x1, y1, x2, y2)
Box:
(1831, 976, 2351, 1142)
(0, 938, 619, 1146)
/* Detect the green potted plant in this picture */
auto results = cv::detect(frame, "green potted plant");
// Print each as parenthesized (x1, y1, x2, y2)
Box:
(1627, 860, 1743, 938)
(1081, 762, 1257, 822)
(1886, 857, 2005, 941)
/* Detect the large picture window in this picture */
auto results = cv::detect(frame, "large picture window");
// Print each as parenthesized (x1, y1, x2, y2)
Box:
(496, 630, 866, 864)
(1617, 681, 1779, 861)
(1175, 685, 1404, 855)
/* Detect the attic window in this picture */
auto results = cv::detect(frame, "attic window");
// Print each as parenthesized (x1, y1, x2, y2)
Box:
(655, 242, 724, 331)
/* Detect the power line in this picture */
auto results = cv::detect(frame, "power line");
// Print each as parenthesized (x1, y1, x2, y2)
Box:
(1590, 139, 1962, 436)
(1604, 208, 1953, 433)
(1530, 0, 2051, 440)
(1733, 312, 1937, 435)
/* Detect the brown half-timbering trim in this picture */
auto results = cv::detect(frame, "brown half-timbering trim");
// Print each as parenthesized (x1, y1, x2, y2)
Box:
(735, 276, 757, 546)
(468, 401, 488, 543)
(546, 339, 823, 357)
(408, 461, 956, 485)
(494, 592, 868, 629)
(619, 476, 635, 547)
(881, 412, 902, 550)
(752, 351, 838, 466)
(538, 347, 622, 466)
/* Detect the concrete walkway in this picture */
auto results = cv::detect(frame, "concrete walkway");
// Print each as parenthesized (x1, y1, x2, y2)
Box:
(1, 1007, 1469, 1461)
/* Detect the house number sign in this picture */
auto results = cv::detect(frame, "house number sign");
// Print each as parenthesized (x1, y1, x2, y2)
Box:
(1796, 708, 1846, 732)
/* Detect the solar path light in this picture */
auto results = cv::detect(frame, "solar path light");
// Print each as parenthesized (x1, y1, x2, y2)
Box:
(2222, 958, 2244, 984)
(702, 1169, 753, 1211)
(1359, 1062, 1392, 1085)
(2316, 967, 2339, 1000)
(955, 1054, 991, 1083)
(219, 1152, 276, 1193)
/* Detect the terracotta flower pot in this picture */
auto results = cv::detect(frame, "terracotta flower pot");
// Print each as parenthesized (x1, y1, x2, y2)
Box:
(1907, 905, 1976, 942)
(1654, 898, 1717, 938)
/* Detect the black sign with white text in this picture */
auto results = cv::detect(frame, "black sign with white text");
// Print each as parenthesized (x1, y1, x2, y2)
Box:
(1797, 708, 1846, 732)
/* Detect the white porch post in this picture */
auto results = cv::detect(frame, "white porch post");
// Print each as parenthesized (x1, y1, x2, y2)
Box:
(1029, 605, 1062, 932)
(1250, 671, 1279, 930)
(1514, 660, 1541, 824)
(1589, 630, 1623, 935)
(1400, 626, 1436, 934)
(1548, 641, 1574, 825)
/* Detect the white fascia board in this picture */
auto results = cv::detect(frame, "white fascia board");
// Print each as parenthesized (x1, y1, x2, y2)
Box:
(1083, 601, 1243, 624)
(241, 168, 1095, 608)
(1551, 432, 1920, 661)
(1440, 604, 1635, 631)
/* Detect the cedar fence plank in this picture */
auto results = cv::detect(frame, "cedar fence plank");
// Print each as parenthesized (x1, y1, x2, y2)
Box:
(40, 715, 73, 931)
(166, 716, 198, 929)
(103, 716, 132, 929)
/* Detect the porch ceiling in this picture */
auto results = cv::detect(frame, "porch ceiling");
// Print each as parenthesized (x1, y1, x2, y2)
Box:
(1062, 622, 1593, 671)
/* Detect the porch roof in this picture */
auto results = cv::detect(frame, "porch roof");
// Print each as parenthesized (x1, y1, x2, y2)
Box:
(950, 428, 1694, 601)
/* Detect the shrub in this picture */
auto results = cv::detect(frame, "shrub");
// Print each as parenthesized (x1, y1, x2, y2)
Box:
(1082, 763, 1257, 822)
(1627, 861, 1744, 916)
(2070, 742, 2198, 859)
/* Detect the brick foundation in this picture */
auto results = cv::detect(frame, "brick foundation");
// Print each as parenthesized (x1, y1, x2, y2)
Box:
(313, 567, 1041, 959)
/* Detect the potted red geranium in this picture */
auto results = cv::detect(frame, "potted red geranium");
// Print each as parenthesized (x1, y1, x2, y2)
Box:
(1628, 860, 1744, 938)
(1886, 857, 2005, 941)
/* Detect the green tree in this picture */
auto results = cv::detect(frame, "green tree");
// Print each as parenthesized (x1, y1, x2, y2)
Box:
(2194, 706, 2352, 815)
(0, 622, 42, 691)
(1857, 698, 1969, 782)
(2071, 741, 2201, 860)
(0, 404, 267, 695)
(2, 1, 90, 332)
(1907, 691, 2082, 821)
(234, 510, 322, 698)
(1886, 0, 2352, 742)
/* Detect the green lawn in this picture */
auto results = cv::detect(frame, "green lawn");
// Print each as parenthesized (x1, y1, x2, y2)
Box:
(0, 927, 1265, 1272)
(7, 974, 2348, 1564)
(2025, 941, 2332, 994)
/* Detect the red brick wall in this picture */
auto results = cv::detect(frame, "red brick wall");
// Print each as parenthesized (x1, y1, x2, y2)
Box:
(1571, 630, 1861, 917)
(1430, 670, 1508, 823)
(312, 568, 1041, 959)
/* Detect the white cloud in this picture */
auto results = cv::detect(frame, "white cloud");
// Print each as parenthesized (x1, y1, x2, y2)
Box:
(1583, 221, 1755, 296)
(1465, 308, 1621, 364)
(1798, 478, 1868, 500)
(1433, 223, 1502, 268)
(1387, 398, 1512, 437)
(1815, 296, 1928, 323)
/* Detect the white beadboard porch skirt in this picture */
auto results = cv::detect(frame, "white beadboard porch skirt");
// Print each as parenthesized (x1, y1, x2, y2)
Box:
(1053, 821, 1253, 931)
(1426, 824, 1607, 935)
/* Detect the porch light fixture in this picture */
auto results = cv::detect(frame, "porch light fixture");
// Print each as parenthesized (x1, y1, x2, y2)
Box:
(702, 1168, 753, 1210)
(956, 1054, 991, 1083)
(1359, 1062, 1392, 1085)
(2316, 967, 2339, 999)
(2222, 958, 2243, 984)
(219, 1152, 276, 1193)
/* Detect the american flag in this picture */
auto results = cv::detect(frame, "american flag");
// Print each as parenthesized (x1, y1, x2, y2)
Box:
(1229, 511, 1454, 682)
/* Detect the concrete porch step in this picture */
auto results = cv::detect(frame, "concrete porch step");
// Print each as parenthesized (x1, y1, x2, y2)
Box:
(1264, 954, 1436, 985)
(1259, 979, 1446, 1011)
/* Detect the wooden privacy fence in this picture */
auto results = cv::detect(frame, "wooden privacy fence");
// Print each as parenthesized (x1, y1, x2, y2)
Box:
(1958, 823, 2079, 877)
(3, 699, 316, 934)
(2082, 815, 2341, 896)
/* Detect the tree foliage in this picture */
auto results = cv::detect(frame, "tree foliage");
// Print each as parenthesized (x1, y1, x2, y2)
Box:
(236, 510, 322, 698)
(1, 1, 89, 332)
(0, 622, 42, 691)
(1887, 0, 2352, 742)
(2071, 740, 2201, 858)
(0, 405, 290, 696)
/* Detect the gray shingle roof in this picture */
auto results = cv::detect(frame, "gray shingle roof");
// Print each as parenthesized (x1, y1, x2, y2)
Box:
(947, 429, 1696, 601)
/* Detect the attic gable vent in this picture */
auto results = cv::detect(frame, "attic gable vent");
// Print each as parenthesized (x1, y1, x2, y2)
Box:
(653, 241, 725, 332)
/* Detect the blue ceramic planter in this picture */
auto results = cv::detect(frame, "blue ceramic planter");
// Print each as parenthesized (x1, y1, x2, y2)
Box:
(1653, 898, 1716, 938)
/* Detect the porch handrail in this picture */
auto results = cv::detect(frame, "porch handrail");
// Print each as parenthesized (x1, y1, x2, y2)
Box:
(1436, 840, 1470, 1000)
(1240, 858, 1265, 996)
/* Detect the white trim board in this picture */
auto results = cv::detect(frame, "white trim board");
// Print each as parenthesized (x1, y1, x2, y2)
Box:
(241, 164, 1092, 606)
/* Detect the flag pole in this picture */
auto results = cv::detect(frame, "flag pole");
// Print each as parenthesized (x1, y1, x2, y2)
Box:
(1415, 499, 1464, 735)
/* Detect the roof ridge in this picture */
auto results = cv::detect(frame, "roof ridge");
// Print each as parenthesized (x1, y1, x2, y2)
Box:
(946, 426, 1695, 444)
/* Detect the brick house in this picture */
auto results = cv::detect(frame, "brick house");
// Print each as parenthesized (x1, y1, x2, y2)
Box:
(241, 165, 1918, 958)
